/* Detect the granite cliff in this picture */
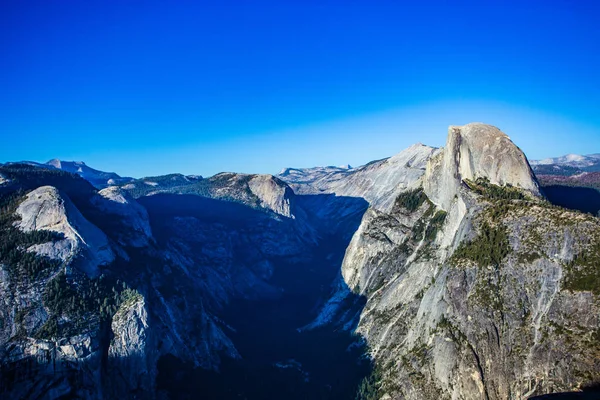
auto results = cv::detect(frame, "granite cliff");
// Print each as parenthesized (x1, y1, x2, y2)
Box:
(1, 124, 599, 399)
(308, 124, 600, 399)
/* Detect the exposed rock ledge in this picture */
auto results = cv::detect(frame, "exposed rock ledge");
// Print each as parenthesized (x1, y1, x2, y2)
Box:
(93, 186, 154, 247)
(15, 186, 114, 277)
(247, 174, 295, 218)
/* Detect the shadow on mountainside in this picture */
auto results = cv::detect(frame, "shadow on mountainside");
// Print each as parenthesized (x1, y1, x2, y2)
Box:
(529, 389, 600, 399)
(541, 185, 600, 216)
(529, 382, 600, 399)
(0, 166, 373, 400)
(144, 193, 372, 399)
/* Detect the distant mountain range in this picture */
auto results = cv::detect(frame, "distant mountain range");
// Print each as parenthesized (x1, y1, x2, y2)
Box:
(5, 150, 600, 196)
(531, 153, 600, 176)
(529, 153, 600, 193)
(3, 159, 135, 189)
(4, 150, 597, 183)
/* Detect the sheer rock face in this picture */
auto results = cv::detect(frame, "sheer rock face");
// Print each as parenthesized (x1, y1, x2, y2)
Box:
(341, 197, 600, 399)
(106, 296, 157, 398)
(329, 125, 600, 399)
(247, 174, 295, 218)
(93, 187, 153, 247)
(15, 186, 114, 277)
(205, 173, 301, 220)
(424, 123, 541, 211)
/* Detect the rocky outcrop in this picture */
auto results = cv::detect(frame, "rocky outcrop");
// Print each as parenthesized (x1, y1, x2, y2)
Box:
(106, 295, 157, 398)
(0, 332, 103, 399)
(424, 123, 541, 211)
(121, 171, 301, 220)
(327, 123, 600, 399)
(92, 187, 153, 247)
(207, 173, 299, 218)
(247, 174, 295, 218)
(349, 199, 600, 399)
(15, 186, 114, 277)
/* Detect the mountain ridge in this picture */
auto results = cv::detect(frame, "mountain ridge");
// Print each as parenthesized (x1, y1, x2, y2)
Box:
(0, 124, 598, 399)
(12, 148, 600, 194)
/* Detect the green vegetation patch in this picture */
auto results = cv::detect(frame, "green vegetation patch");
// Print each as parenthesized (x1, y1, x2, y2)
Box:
(517, 251, 542, 264)
(451, 222, 511, 267)
(34, 317, 59, 340)
(39, 271, 141, 339)
(424, 210, 447, 242)
(464, 177, 527, 201)
(355, 367, 382, 400)
(394, 189, 428, 213)
(411, 203, 435, 241)
(564, 239, 600, 295)
(472, 274, 504, 312)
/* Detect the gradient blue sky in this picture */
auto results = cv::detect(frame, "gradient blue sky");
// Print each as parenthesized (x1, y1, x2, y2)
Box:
(2, 0, 600, 178)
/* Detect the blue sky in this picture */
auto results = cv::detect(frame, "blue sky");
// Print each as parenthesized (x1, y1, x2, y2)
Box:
(1, 0, 600, 178)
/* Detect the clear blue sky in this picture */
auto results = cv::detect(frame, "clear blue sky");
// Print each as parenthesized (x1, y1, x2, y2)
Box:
(1, 0, 600, 178)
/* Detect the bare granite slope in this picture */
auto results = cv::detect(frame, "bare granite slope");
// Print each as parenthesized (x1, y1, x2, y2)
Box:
(424, 123, 541, 211)
(15, 186, 114, 277)
(313, 123, 599, 399)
